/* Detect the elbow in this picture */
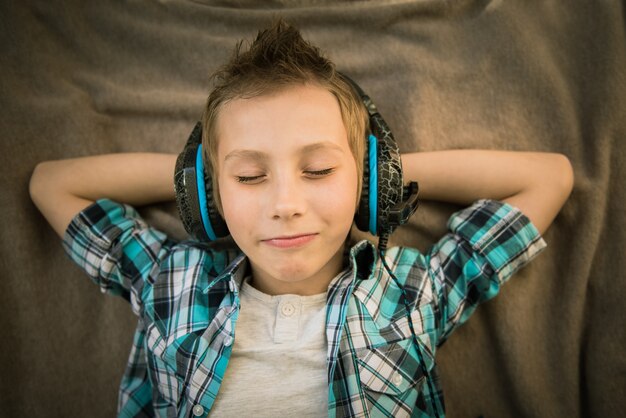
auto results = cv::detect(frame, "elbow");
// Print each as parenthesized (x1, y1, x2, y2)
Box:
(505, 153, 575, 236)
(29, 162, 47, 205)
(29, 161, 58, 208)
(552, 153, 575, 203)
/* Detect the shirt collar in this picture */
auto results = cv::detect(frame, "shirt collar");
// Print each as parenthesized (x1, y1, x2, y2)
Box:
(346, 239, 378, 282)
(203, 252, 248, 294)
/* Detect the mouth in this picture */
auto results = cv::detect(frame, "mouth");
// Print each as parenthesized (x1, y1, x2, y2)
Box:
(261, 233, 318, 249)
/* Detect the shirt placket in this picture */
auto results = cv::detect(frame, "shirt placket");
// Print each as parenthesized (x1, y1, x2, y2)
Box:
(186, 261, 245, 417)
(325, 270, 359, 418)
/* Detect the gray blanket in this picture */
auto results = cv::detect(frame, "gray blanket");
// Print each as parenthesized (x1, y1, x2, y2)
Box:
(2, 1, 624, 417)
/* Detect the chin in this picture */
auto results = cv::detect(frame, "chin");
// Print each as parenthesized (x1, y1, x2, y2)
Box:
(271, 263, 316, 282)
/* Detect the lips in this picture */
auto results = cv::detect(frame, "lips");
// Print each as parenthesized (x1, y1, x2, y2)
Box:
(261, 233, 318, 249)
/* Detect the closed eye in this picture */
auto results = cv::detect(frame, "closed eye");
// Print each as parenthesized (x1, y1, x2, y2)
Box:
(304, 168, 334, 178)
(236, 175, 265, 184)
(236, 168, 334, 183)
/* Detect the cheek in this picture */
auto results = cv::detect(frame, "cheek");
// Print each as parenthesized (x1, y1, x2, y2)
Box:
(314, 173, 359, 221)
(218, 179, 252, 235)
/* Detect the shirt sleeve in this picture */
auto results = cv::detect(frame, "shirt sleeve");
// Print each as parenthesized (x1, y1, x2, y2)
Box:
(425, 199, 547, 345)
(62, 198, 175, 316)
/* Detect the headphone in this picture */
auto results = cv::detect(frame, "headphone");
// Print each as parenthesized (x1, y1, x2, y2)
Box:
(174, 73, 419, 243)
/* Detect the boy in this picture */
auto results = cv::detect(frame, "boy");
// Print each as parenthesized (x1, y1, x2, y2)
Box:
(30, 20, 573, 418)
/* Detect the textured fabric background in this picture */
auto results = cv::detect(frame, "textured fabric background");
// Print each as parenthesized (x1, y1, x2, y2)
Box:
(1, 1, 624, 417)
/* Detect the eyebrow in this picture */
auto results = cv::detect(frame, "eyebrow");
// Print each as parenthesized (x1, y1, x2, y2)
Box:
(223, 149, 268, 163)
(223, 141, 345, 162)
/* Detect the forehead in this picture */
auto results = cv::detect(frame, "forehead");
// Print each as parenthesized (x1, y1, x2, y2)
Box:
(215, 84, 348, 158)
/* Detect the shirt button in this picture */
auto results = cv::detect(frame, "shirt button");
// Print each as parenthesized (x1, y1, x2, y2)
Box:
(392, 372, 403, 386)
(280, 302, 296, 317)
(224, 336, 233, 346)
(192, 404, 204, 416)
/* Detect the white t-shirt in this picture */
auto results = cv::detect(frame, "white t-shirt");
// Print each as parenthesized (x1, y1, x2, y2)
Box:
(209, 277, 328, 417)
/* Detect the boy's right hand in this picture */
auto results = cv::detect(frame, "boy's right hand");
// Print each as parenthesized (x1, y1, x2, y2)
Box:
(29, 153, 177, 237)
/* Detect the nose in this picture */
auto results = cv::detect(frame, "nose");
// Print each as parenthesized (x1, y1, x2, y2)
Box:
(268, 174, 307, 220)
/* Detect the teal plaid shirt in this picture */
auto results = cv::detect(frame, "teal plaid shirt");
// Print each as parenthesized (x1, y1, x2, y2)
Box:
(63, 198, 546, 418)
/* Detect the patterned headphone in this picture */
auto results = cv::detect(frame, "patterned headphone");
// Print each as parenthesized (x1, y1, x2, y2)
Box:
(174, 73, 419, 242)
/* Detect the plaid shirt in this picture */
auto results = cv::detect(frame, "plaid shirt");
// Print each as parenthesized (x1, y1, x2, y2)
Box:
(63, 198, 546, 418)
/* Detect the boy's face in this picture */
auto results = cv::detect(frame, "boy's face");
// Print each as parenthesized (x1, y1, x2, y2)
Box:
(216, 83, 359, 295)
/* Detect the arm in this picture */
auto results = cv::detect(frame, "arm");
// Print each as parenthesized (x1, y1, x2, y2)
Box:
(401, 150, 574, 235)
(29, 153, 177, 238)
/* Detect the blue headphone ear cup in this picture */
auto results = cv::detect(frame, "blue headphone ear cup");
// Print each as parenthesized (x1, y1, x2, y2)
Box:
(355, 137, 373, 233)
(197, 144, 229, 239)
(355, 134, 379, 235)
(354, 130, 403, 237)
(174, 122, 229, 241)
(369, 113, 404, 236)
